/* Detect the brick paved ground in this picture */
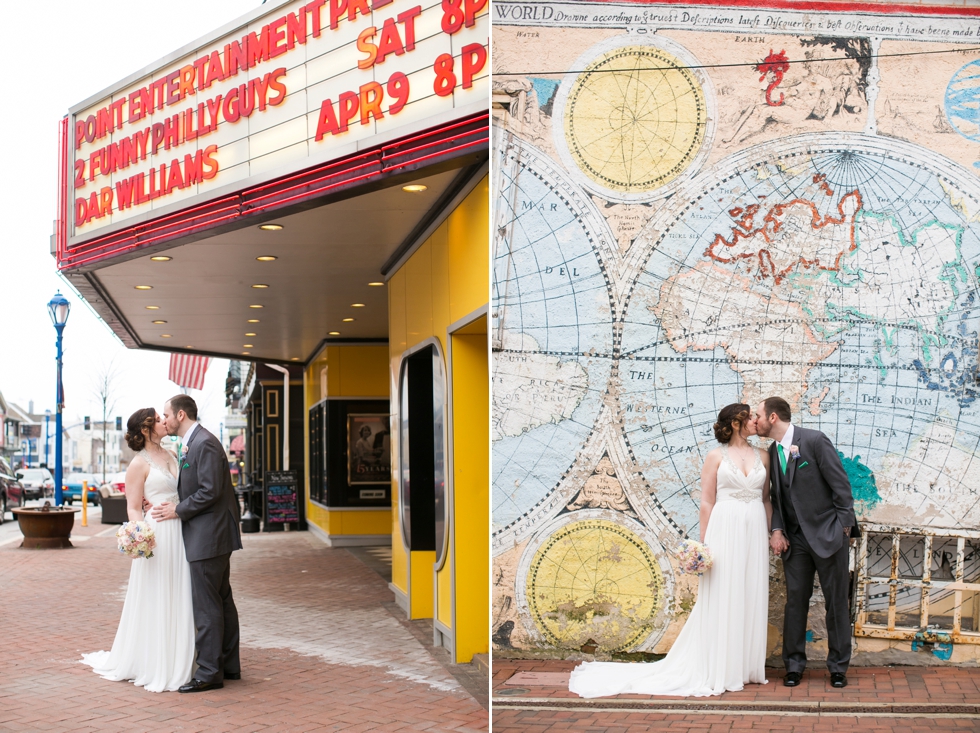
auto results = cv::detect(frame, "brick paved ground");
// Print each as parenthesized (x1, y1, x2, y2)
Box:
(0, 515, 487, 732)
(491, 659, 980, 732)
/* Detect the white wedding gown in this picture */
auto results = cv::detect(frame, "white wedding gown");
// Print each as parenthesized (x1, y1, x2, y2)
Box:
(569, 446, 770, 698)
(82, 450, 195, 692)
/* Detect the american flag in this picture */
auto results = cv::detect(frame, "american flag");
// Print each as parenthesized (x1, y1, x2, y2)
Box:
(168, 354, 212, 391)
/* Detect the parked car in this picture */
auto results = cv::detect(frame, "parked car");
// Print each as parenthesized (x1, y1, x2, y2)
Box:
(63, 473, 101, 506)
(103, 471, 126, 493)
(15, 467, 54, 500)
(0, 456, 25, 523)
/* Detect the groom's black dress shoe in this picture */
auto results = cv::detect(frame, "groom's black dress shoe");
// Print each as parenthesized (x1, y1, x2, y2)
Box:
(783, 671, 803, 687)
(178, 678, 224, 693)
(224, 672, 241, 680)
(830, 672, 847, 688)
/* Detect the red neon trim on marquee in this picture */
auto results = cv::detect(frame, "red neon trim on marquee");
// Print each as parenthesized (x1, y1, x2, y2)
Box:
(57, 111, 488, 270)
(569, 0, 980, 17)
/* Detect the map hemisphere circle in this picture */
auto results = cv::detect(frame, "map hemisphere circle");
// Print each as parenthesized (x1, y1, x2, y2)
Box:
(516, 509, 675, 652)
(492, 136, 616, 547)
(552, 35, 716, 203)
(618, 132, 980, 537)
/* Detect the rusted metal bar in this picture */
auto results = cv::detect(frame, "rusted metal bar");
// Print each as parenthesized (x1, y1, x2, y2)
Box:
(887, 534, 900, 630)
(857, 624, 980, 644)
(953, 537, 966, 635)
(920, 535, 932, 630)
(855, 532, 869, 632)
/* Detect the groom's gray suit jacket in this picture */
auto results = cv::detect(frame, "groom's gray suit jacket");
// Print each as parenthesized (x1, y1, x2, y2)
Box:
(175, 424, 243, 562)
(768, 426, 860, 559)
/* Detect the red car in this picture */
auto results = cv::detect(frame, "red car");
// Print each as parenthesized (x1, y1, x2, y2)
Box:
(0, 456, 26, 523)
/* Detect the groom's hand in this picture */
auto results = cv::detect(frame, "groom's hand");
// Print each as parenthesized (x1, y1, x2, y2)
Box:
(150, 502, 178, 521)
(769, 530, 790, 555)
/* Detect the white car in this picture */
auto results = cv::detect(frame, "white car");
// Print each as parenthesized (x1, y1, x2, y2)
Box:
(15, 467, 54, 500)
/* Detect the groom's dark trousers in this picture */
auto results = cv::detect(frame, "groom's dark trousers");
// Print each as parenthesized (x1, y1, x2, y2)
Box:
(176, 424, 244, 684)
(769, 426, 859, 676)
(189, 553, 240, 683)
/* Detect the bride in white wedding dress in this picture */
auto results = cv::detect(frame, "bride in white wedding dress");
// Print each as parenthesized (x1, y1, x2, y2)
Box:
(570, 403, 773, 698)
(82, 407, 195, 693)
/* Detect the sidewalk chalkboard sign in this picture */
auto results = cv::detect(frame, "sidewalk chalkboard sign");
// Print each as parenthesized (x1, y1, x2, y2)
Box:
(265, 470, 299, 524)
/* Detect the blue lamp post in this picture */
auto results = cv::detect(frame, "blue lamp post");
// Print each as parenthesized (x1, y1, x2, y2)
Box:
(44, 409, 51, 468)
(47, 292, 70, 506)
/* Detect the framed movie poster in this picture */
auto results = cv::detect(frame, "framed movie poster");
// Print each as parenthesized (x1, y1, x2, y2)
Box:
(348, 414, 391, 485)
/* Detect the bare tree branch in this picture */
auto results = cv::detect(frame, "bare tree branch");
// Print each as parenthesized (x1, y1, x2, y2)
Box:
(91, 357, 122, 485)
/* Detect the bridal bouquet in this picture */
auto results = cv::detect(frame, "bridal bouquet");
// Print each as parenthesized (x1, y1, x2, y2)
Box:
(116, 521, 156, 559)
(675, 539, 713, 575)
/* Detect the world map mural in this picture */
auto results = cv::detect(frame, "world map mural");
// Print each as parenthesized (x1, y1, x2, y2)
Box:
(492, 3, 980, 656)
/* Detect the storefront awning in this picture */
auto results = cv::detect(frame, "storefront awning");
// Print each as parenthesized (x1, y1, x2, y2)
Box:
(55, 0, 489, 365)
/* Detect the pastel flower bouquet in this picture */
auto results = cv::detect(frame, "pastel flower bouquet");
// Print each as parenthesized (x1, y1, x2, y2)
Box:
(116, 521, 156, 559)
(675, 539, 714, 576)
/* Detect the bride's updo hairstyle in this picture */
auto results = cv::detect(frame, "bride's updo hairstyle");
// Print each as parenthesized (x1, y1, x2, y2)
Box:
(125, 408, 158, 452)
(713, 403, 750, 444)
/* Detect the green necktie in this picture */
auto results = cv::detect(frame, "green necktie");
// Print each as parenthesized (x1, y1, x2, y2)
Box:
(777, 443, 787, 474)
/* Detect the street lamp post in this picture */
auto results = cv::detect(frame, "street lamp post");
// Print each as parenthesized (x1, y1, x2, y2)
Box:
(47, 292, 70, 506)
(44, 410, 51, 467)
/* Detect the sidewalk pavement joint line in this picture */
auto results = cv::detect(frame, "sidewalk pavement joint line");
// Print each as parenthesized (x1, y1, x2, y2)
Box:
(0, 535, 23, 547)
(95, 525, 121, 537)
(490, 697, 980, 711)
(491, 704, 980, 719)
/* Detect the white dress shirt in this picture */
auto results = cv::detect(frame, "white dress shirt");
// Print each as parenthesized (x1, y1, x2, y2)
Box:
(779, 423, 795, 459)
(181, 421, 199, 456)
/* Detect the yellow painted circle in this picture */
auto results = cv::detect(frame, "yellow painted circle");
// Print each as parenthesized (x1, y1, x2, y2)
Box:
(526, 519, 665, 651)
(564, 46, 708, 195)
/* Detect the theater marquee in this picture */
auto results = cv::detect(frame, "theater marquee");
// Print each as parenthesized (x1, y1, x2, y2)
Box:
(66, 0, 488, 241)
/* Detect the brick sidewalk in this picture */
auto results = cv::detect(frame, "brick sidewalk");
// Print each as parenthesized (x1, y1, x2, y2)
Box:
(491, 659, 980, 732)
(0, 520, 487, 732)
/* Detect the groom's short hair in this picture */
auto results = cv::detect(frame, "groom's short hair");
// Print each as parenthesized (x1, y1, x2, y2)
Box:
(763, 396, 791, 423)
(168, 394, 199, 421)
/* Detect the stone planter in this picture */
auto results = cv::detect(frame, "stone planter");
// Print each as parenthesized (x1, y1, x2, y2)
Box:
(12, 506, 81, 548)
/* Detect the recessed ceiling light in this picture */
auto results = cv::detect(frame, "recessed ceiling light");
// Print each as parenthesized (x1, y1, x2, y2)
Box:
(161, 334, 172, 338)
(247, 319, 260, 323)
(351, 303, 365, 308)
(368, 282, 384, 286)
(185, 345, 193, 348)
(402, 184, 427, 193)
(243, 344, 253, 348)
(249, 304, 263, 309)
(342, 318, 354, 322)
(256, 256, 277, 262)
(245, 332, 257, 337)
(150, 256, 172, 262)
(251, 284, 269, 289)
(328, 331, 340, 336)
(290, 357, 299, 361)
(152, 320, 167, 324)
(242, 351, 251, 355)
(135, 285, 153, 290)
(259, 224, 283, 231)
(146, 306, 160, 310)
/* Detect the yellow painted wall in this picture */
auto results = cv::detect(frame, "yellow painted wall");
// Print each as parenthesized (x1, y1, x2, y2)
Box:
(388, 175, 489, 619)
(450, 328, 489, 662)
(303, 344, 390, 540)
(437, 549, 452, 626)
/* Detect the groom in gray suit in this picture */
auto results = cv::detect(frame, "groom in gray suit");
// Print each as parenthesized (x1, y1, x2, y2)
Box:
(756, 396, 859, 689)
(153, 394, 243, 692)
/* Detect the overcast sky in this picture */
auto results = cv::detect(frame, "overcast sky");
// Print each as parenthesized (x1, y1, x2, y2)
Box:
(0, 0, 261, 435)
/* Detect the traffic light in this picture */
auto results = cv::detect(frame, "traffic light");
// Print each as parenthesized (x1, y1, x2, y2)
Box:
(84, 416, 91, 430)
(115, 416, 122, 431)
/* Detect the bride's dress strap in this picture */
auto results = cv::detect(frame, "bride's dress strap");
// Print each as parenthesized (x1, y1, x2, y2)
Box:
(139, 449, 176, 480)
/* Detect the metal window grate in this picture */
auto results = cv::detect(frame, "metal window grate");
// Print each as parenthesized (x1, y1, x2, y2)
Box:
(854, 524, 980, 644)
